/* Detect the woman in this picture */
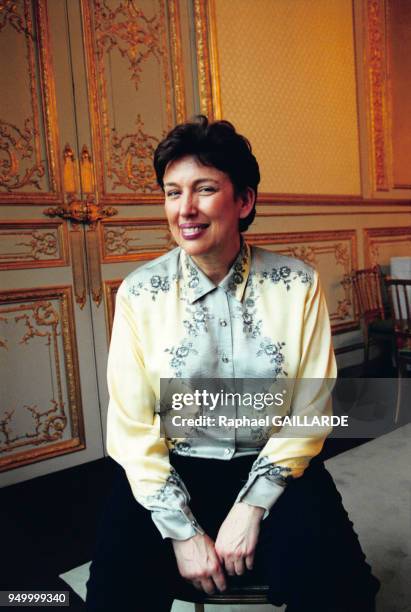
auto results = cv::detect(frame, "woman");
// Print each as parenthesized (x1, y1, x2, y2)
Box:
(86, 116, 380, 611)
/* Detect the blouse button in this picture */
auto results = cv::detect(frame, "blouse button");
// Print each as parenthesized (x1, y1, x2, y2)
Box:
(222, 356, 229, 363)
(219, 319, 227, 327)
(224, 448, 231, 456)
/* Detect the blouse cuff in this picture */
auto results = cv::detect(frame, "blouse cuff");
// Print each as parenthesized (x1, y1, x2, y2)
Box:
(237, 476, 285, 518)
(151, 504, 205, 540)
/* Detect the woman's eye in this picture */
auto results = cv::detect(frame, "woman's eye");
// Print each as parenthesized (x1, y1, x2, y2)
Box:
(166, 190, 180, 198)
(199, 186, 216, 193)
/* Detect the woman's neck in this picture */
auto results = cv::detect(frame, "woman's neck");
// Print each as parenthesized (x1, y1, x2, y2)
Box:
(190, 238, 242, 285)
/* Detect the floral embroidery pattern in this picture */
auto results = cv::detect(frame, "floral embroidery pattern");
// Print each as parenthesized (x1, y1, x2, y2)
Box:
(251, 456, 292, 485)
(165, 340, 198, 377)
(145, 467, 190, 506)
(257, 338, 287, 379)
(294, 269, 313, 285)
(184, 259, 200, 289)
(228, 243, 248, 293)
(128, 272, 177, 301)
(171, 441, 192, 456)
(249, 425, 270, 442)
(235, 301, 262, 338)
(256, 265, 313, 291)
(183, 304, 214, 336)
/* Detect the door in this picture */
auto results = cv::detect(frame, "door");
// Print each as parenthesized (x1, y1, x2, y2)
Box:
(0, 0, 199, 485)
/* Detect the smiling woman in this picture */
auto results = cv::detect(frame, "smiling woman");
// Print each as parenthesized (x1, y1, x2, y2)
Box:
(163, 156, 254, 283)
(85, 117, 380, 612)
(155, 116, 259, 284)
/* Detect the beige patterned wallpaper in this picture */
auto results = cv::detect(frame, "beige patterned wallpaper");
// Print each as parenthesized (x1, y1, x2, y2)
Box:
(213, 0, 361, 195)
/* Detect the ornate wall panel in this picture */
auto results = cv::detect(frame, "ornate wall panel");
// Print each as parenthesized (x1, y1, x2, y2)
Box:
(0, 0, 61, 202)
(0, 286, 85, 471)
(386, 0, 411, 188)
(100, 217, 171, 262)
(193, 0, 221, 119)
(104, 278, 121, 338)
(363, 0, 411, 193)
(247, 230, 358, 333)
(364, 0, 390, 191)
(81, 0, 186, 203)
(0, 220, 68, 269)
(364, 227, 411, 267)
(203, 0, 361, 196)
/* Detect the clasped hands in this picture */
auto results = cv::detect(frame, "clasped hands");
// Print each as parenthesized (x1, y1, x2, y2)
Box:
(172, 502, 265, 595)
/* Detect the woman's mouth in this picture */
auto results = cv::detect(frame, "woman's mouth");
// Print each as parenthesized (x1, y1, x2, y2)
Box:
(180, 224, 209, 239)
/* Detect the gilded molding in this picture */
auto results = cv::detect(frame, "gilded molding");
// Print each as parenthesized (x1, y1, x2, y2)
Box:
(35, 0, 61, 195)
(62, 144, 79, 194)
(159, 0, 173, 126)
(110, 116, 160, 192)
(81, 0, 174, 198)
(247, 230, 358, 334)
(69, 227, 87, 308)
(0, 286, 85, 469)
(193, 0, 221, 120)
(103, 279, 121, 341)
(0, 219, 68, 270)
(168, 0, 186, 123)
(366, 0, 389, 191)
(206, 0, 222, 119)
(193, 0, 213, 118)
(0, 0, 61, 201)
(86, 226, 103, 306)
(363, 226, 411, 267)
(94, 0, 163, 90)
(0, 118, 45, 191)
(80, 145, 95, 193)
(101, 217, 171, 262)
(0, 0, 30, 35)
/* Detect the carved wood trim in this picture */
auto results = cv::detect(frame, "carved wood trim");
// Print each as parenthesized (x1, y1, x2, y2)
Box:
(247, 230, 359, 334)
(0, 285, 85, 471)
(363, 226, 411, 267)
(0, 219, 69, 270)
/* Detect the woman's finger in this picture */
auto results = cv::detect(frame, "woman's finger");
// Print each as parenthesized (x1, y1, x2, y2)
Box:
(224, 558, 236, 576)
(245, 553, 254, 571)
(200, 577, 216, 595)
(234, 556, 245, 576)
(192, 580, 203, 591)
(211, 566, 227, 593)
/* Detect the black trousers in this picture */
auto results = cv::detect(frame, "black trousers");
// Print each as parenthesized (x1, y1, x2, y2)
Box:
(86, 454, 380, 612)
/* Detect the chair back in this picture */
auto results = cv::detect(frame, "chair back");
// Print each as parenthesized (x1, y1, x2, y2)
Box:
(351, 267, 385, 325)
(385, 278, 411, 341)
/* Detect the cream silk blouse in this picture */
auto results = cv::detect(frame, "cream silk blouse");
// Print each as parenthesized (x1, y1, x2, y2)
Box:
(107, 241, 337, 540)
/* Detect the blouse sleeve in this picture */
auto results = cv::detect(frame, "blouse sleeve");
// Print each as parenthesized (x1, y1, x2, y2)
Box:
(235, 270, 337, 514)
(106, 281, 205, 540)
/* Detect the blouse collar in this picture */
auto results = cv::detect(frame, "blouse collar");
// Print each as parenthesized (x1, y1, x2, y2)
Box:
(180, 240, 250, 304)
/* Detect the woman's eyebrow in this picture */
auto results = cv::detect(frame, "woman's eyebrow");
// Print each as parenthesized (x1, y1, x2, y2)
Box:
(164, 178, 220, 187)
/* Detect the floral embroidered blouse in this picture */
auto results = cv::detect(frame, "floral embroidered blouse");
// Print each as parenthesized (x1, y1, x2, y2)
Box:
(107, 241, 337, 540)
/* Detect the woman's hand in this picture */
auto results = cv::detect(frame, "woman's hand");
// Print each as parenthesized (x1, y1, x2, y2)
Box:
(172, 533, 227, 594)
(215, 502, 265, 576)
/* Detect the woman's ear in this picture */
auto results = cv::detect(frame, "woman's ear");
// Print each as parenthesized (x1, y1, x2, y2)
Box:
(238, 187, 256, 220)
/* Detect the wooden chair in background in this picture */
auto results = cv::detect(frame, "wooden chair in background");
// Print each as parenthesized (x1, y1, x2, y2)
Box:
(351, 267, 394, 375)
(385, 278, 411, 423)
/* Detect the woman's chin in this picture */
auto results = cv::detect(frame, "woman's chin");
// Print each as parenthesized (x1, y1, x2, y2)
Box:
(180, 241, 211, 257)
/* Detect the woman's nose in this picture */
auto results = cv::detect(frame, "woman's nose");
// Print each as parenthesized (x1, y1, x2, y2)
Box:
(179, 191, 197, 216)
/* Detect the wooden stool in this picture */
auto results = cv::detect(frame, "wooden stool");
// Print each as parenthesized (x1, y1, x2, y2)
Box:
(177, 583, 271, 611)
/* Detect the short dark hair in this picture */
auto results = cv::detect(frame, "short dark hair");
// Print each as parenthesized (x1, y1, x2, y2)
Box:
(153, 115, 260, 232)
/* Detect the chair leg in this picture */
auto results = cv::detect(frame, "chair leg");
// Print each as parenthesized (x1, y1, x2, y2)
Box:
(194, 603, 204, 612)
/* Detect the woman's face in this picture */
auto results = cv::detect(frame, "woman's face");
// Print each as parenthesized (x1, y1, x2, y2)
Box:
(163, 155, 254, 266)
